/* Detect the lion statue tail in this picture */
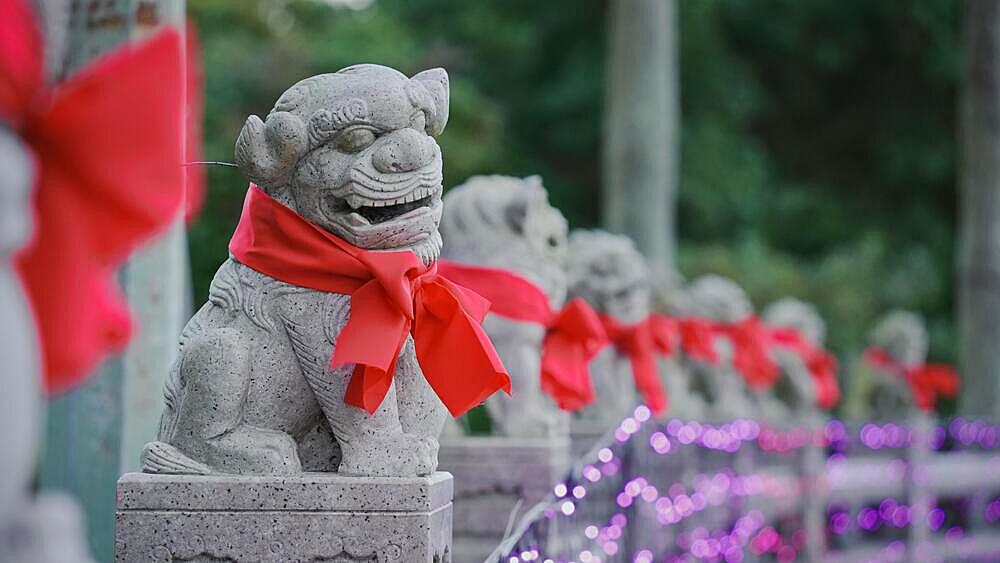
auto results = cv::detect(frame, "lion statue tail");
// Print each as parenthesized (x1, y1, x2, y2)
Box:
(140, 441, 211, 475)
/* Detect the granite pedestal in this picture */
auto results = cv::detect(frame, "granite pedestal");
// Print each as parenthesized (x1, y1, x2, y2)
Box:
(115, 471, 453, 562)
(570, 419, 613, 460)
(438, 436, 569, 562)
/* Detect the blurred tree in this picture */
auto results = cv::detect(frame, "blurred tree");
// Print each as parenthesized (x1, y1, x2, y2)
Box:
(602, 0, 679, 278)
(958, 0, 1000, 418)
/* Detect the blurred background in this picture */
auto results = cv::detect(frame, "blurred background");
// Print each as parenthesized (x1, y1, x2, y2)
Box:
(35, 1, 999, 560)
(190, 0, 961, 394)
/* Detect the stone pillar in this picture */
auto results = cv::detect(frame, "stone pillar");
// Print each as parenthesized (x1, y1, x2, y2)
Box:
(438, 437, 568, 562)
(958, 0, 1000, 418)
(42, 3, 190, 560)
(40, 3, 135, 560)
(115, 472, 454, 562)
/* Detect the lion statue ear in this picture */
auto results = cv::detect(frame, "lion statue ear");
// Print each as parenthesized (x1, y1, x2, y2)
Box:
(411, 68, 450, 137)
(234, 111, 308, 188)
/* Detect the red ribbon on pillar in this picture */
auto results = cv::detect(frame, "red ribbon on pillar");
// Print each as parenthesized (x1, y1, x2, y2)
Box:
(2, 0, 186, 392)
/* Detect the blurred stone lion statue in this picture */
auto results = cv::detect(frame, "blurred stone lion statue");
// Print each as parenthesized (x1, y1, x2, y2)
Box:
(566, 230, 648, 423)
(685, 275, 766, 420)
(439, 174, 569, 438)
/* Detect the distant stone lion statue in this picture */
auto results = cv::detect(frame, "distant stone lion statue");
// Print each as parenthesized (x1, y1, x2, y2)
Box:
(142, 64, 453, 477)
(565, 230, 648, 423)
(439, 175, 570, 438)
(651, 271, 708, 420)
(763, 298, 828, 416)
(685, 275, 765, 420)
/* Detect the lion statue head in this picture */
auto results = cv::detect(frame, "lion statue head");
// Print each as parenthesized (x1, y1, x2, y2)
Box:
(235, 64, 449, 264)
(440, 174, 568, 307)
(685, 274, 753, 323)
(763, 298, 827, 413)
(566, 230, 650, 324)
(764, 298, 826, 348)
(869, 309, 928, 367)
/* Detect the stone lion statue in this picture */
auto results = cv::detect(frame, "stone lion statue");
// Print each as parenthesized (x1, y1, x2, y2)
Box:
(762, 298, 827, 416)
(652, 271, 708, 420)
(142, 64, 452, 477)
(863, 309, 929, 418)
(439, 175, 569, 438)
(685, 275, 766, 421)
(565, 230, 647, 424)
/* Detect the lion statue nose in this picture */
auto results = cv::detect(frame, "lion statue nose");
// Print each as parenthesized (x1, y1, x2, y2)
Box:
(372, 128, 436, 174)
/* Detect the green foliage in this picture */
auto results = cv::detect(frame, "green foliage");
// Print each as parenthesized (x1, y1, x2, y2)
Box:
(188, 0, 963, 406)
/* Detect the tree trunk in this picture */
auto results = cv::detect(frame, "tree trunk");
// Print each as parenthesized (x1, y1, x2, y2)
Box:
(601, 0, 680, 278)
(958, 0, 1000, 418)
(39, 2, 189, 561)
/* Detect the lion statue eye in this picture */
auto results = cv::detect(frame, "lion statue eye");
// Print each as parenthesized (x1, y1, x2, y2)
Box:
(335, 127, 376, 153)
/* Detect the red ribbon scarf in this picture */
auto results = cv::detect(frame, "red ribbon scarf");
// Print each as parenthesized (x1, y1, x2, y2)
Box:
(768, 328, 840, 409)
(864, 347, 959, 412)
(650, 314, 720, 364)
(599, 315, 670, 415)
(229, 185, 511, 417)
(3, 0, 185, 393)
(715, 316, 781, 390)
(436, 260, 606, 411)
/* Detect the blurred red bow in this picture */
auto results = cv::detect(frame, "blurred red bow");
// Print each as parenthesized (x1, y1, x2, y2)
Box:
(2, 0, 185, 392)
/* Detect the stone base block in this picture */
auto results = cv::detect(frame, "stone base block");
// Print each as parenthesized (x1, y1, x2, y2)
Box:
(114, 471, 453, 562)
(438, 436, 568, 562)
(570, 419, 612, 459)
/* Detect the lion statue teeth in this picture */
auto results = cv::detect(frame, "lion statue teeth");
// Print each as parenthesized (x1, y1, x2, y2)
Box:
(862, 309, 930, 418)
(439, 174, 570, 438)
(142, 64, 453, 477)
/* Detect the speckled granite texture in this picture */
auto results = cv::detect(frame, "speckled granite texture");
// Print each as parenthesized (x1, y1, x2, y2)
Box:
(114, 472, 454, 562)
(438, 437, 568, 563)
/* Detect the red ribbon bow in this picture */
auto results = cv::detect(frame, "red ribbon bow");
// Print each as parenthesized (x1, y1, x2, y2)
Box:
(229, 185, 511, 417)
(599, 315, 670, 415)
(864, 347, 959, 412)
(716, 316, 781, 390)
(768, 327, 840, 409)
(435, 260, 605, 411)
(3, 0, 185, 392)
(650, 314, 721, 364)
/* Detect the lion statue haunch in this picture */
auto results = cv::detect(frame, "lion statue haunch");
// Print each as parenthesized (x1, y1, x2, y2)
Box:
(863, 309, 929, 418)
(142, 64, 452, 477)
(565, 230, 647, 424)
(763, 298, 827, 417)
(439, 175, 569, 438)
(685, 275, 768, 421)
